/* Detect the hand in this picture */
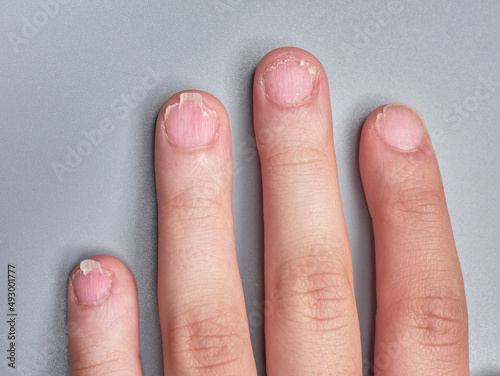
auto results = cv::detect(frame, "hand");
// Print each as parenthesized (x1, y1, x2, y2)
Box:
(66, 47, 468, 375)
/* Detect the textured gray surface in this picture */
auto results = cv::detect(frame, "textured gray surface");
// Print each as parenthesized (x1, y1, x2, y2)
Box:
(1, 0, 499, 375)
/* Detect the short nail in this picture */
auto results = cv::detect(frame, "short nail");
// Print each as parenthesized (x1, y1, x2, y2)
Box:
(376, 104, 426, 150)
(263, 57, 320, 106)
(70, 259, 112, 305)
(163, 92, 218, 148)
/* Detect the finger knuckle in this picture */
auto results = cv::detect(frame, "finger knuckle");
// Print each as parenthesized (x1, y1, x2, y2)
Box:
(163, 185, 224, 223)
(169, 303, 249, 374)
(272, 252, 356, 334)
(70, 348, 130, 375)
(385, 181, 447, 231)
(395, 285, 468, 349)
(265, 145, 331, 180)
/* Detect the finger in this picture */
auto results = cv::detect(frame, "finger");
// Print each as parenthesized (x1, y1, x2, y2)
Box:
(359, 104, 468, 375)
(67, 255, 142, 375)
(155, 91, 256, 375)
(253, 47, 362, 375)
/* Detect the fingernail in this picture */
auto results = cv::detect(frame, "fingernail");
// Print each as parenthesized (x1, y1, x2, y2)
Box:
(262, 57, 320, 106)
(376, 104, 426, 150)
(71, 259, 112, 305)
(163, 92, 218, 148)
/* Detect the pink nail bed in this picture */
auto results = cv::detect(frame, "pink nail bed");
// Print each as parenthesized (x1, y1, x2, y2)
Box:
(71, 259, 112, 305)
(163, 93, 218, 148)
(376, 104, 425, 151)
(263, 57, 320, 106)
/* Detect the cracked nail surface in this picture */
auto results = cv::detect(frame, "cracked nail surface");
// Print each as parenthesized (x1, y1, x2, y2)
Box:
(163, 92, 218, 148)
(70, 259, 112, 305)
(262, 57, 320, 106)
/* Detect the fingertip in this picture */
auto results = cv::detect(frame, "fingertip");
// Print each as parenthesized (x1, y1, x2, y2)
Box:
(359, 103, 436, 192)
(255, 47, 326, 82)
(157, 90, 229, 124)
(68, 255, 137, 306)
(253, 47, 330, 109)
(360, 103, 429, 152)
(154, 90, 233, 198)
(67, 255, 142, 375)
(68, 254, 133, 277)
(155, 90, 230, 149)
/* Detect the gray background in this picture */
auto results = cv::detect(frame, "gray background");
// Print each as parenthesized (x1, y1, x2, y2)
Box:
(1, 0, 499, 375)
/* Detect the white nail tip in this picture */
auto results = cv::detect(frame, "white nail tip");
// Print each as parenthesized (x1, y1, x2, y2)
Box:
(179, 92, 203, 106)
(79, 259, 102, 275)
(164, 93, 217, 123)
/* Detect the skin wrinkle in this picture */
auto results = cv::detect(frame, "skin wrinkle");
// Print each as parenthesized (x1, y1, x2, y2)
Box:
(264, 145, 333, 177)
(377, 181, 448, 231)
(167, 303, 249, 373)
(256, 108, 328, 149)
(394, 297, 468, 348)
(268, 226, 347, 260)
(270, 251, 356, 335)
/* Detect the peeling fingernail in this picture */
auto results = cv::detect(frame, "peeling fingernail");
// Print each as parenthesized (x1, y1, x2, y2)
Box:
(262, 57, 320, 106)
(163, 92, 218, 148)
(70, 259, 112, 305)
(376, 103, 426, 151)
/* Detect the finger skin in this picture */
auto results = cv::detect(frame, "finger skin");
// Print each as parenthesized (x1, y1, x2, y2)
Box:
(253, 47, 362, 375)
(155, 91, 256, 375)
(67, 255, 142, 376)
(359, 104, 468, 375)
